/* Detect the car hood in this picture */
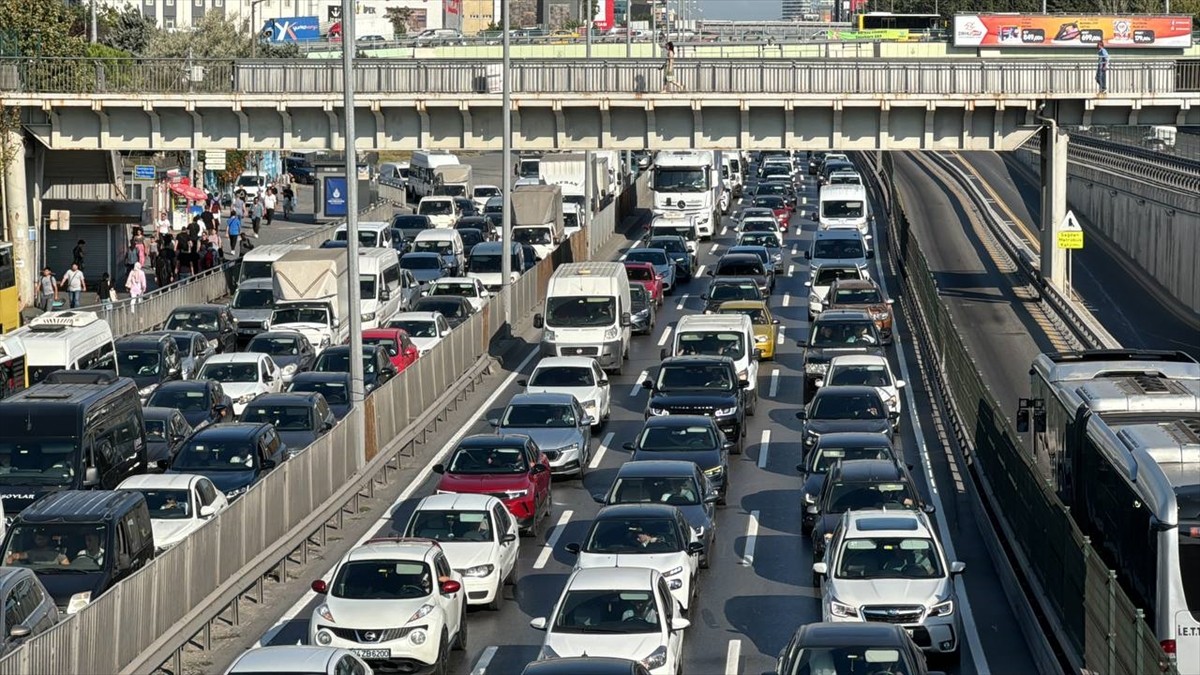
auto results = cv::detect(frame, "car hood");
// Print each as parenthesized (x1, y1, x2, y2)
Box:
(801, 473, 827, 502)
(438, 473, 530, 493)
(221, 382, 265, 400)
(830, 578, 948, 608)
(525, 385, 598, 406)
(130, 374, 165, 390)
(806, 418, 891, 437)
(409, 336, 443, 355)
(152, 518, 200, 549)
(545, 631, 665, 661)
(323, 595, 434, 629)
(271, 354, 305, 370)
(631, 449, 721, 472)
(40, 572, 106, 610)
(145, 439, 175, 464)
(180, 410, 216, 428)
(277, 429, 320, 451)
(440, 541, 500, 571)
(171, 469, 257, 495)
(805, 345, 885, 364)
(410, 269, 444, 283)
(649, 392, 738, 411)
(329, 403, 352, 419)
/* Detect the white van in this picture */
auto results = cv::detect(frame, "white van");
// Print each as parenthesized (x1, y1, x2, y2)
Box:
(358, 248, 404, 329)
(238, 244, 312, 283)
(417, 196, 460, 229)
(534, 262, 633, 374)
(817, 183, 871, 237)
(668, 314, 760, 408)
(10, 311, 117, 386)
(411, 229, 466, 277)
(334, 221, 394, 249)
(409, 151, 461, 200)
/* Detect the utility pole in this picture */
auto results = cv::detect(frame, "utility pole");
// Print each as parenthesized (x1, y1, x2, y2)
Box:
(2, 129, 32, 313)
(1038, 118, 1069, 291)
(90, 0, 98, 43)
(501, 0, 513, 331)
(340, 0, 367, 468)
(625, 0, 631, 58)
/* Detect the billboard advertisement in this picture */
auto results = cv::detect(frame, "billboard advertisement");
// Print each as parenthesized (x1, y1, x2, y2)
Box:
(261, 16, 321, 43)
(324, 177, 348, 218)
(953, 14, 1193, 48)
(593, 0, 614, 32)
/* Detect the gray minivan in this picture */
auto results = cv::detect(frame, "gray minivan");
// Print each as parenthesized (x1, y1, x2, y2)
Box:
(805, 229, 873, 273)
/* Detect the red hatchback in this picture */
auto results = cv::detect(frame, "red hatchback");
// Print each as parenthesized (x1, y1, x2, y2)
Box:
(359, 328, 419, 373)
(753, 195, 792, 231)
(624, 261, 663, 306)
(433, 434, 553, 536)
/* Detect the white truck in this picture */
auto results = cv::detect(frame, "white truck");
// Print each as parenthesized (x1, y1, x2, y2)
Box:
(511, 185, 565, 261)
(533, 262, 633, 375)
(433, 164, 473, 198)
(270, 249, 349, 352)
(651, 150, 728, 240)
(409, 151, 461, 200)
(539, 153, 589, 212)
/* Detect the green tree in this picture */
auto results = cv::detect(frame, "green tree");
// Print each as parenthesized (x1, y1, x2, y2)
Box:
(385, 7, 412, 36)
(106, 7, 156, 55)
(145, 12, 297, 59)
(0, 0, 88, 58)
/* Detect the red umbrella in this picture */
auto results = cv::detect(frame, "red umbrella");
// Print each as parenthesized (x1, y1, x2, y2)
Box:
(169, 182, 207, 202)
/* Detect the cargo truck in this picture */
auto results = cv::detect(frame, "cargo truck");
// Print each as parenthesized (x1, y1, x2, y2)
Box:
(651, 150, 728, 240)
(511, 185, 565, 261)
(270, 249, 349, 352)
(433, 164, 473, 198)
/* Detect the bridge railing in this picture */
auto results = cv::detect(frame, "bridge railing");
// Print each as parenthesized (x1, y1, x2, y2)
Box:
(0, 57, 1180, 96)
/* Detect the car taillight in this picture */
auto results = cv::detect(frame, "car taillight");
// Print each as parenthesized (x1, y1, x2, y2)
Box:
(1161, 639, 1176, 655)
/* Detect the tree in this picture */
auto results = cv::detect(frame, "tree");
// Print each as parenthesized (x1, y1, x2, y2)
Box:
(145, 12, 297, 59)
(385, 7, 413, 36)
(0, 0, 88, 58)
(106, 7, 156, 55)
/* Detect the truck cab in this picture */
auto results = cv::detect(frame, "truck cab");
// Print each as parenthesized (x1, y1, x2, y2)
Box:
(651, 150, 727, 240)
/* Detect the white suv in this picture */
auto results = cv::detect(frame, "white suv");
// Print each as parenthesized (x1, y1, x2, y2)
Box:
(310, 538, 467, 672)
(197, 353, 282, 415)
(520, 356, 612, 429)
(812, 510, 965, 656)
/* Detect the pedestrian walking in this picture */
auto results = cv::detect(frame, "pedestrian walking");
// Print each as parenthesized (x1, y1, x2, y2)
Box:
(125, 262, 147, 304)
(71, 239, 86, 269)
(96, 272, 114, 309)
(282, 184, 295, 219)
(263, 187, 277, 227)
(60, 263, 86, 309)
(1096, 41, 1109, 93)
(250, 197, 263, 238)
(227, 212, 242, 254)
(662, 41, 684, 92)
(35, 268, 58, 312)
(156, 210, 172, 236)
(177, 238, 197, 280)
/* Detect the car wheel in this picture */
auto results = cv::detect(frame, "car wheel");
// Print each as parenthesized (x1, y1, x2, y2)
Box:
(452, 608, 468, 649)
(577, 451, 588, 479)
(747, 392, 757, 416)
(505, 561, 519, 586)
(433, 634, 449, 675)
(717, 489, 727, 506)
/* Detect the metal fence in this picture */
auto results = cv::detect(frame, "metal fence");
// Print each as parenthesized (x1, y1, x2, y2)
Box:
(878, 152, 1172, 675)
(0, 57, 1181, 96)
(0, 173, 644, 675)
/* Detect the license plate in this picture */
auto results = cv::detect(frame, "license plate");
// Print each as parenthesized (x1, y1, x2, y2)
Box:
(352, 649, 391, 659)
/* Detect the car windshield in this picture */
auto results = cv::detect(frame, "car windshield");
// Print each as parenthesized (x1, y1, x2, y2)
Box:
(419, 200, 454, 216)
(407, 510, 493, 542)
(753, 196, 785, 209)
(611, 477, 701, 506)
(236, 176, 261, 187)
(653, 167, 708, 192)
(828, 365, 892, 388)
(147, 388, 209, 412)
(413, 241, 454, 255)
(513, 228, 551, 245)
(786, 647, 912, 675)
(677, 331, 745, 360)
(833, 287, 883, 304)
(625, 250, 667, 266)
(812, 239, 865, 260)
(358, 275, 377, 300)
(288, 380, 348, 404)
(811, 320, 878, 347)
(740, 234, 780, 249)
(708, 283, 761, 303)
(826, 480, 916, 514)
(563, 213, 579, 229)
(172, 440, 257, 471)
(829, 174, 861, 185)
(836, 536, 943, 579)
(335, 230, 381, 247)
(2, 524, 109, 571)
(475, 187, 501, 198)
(331, 560, 433, 600)
(716, 260, 764, 276)
(247, 336, 302, 356)
(467, 254, 502, 273)
(240, 405, 313, 431)
(232, 288, 274, 309)
(811, 392, 886, 420)
(811, 446, 894, 473)
(315, 351, 376, 375)
(392, 215, 432, 230)
(502, 403, 577, 428)
(649, 239, 686, 253)
(363, 337, 400, 356)
(822, 200, 865, 219)
(529, 366, 594, 387)
(144, 419, 168, 440)
(545, 297, 615, 328)
(387, 320, 437, 338)
(0, 437, 78, 486)
(115, 349, 162, 378)
(626, 266, 655, 282)
(135, 489, 194, 520)
(814, 268, 862, 286)
(401, 256, 442, 270)
(720, 306, 770, 325)
(415, 299, 466, 318)
(554, 590, 661, 634)
(741, 220, 777, 233)
(656, 364, 734, 391)
(630, 287, 650, 308)
(652, 226, 694, 240)
(271, 307, 329, 324)
(430, 282, 478, 298)
(637, 425, 717, 451)
(198, 362, 259, 383)
(166, 310, 219, 332)
(584, 517, 681, 553)
(447, 445, 528, 474)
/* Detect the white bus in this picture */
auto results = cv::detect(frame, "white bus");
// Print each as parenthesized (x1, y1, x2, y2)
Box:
(408, 151, 462, 201)
(8, 311, 117, 386)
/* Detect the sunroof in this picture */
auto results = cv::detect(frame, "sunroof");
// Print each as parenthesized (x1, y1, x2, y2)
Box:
(856, 517, 919, 532)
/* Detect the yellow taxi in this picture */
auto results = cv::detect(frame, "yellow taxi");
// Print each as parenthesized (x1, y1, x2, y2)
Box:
(716, 300, 779, 360)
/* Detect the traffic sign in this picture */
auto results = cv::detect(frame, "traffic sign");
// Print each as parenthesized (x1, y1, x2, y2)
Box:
(133, 165, 156, 181)
(205, 151, 226, 171)
(1056, 210, 1084, 249)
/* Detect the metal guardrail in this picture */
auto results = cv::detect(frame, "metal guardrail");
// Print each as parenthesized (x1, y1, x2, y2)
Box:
(0, 57, 1181, 96)
(1027, 133, 1200, 194)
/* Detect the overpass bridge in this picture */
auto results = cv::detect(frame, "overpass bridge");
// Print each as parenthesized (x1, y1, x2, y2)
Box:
(3, 57, 1197, 153)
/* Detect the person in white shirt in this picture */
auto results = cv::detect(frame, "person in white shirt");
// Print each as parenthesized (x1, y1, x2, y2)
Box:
(75, 533, 105, 567)
(156, 211, 171, 235)
(60, 263, 86, 309)
(263, 187, 277, 227)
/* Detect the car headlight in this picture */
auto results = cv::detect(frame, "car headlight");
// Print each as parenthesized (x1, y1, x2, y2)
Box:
(558, 443, 580, 456)
(704, 466, 725, 478)
(641, 646, 669, 670)
(362, 312, 377, 321)
(714, 406, 737, 417)
(804, 430, 821, 446)
(541, 644, 561, 660)
(237, 393, 256, 404)
(754, 334, 768, 344)
(316, 603, 335, 623)
(66, 591, 92, 615)
(207, 339, 219, 350)
(929, 599, 954, 617)
(691, 525, 705, 537)
(543, 329, 556, 341)
(830, 600, 859, 619)
(885, 394, 899, 409)
(633, 309, 650, 320)
(504, 489, 530, 499)
(871, 310, 889, 321)
(226, 485, 249, 499)
(282, 363, 298, 375)
(603, 326, 619, 340)
(772, 253, 782, 261)
(663, 565, 684, 577)
(138, 384, 159, 398)
(407, 603, 435, 623)
(648, 407, 669, 416)
(805, 362, 829, 375)
(261, 320, 270, 331)
(461, 564, 495, 578)
(737, 368, 749, 381)
(668, 578, 683, 590)
(581, 400, 598, 414)
(809, 294, 822, 306)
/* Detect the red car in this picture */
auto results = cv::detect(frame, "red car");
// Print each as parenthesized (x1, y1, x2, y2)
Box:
(358, 328, 419, 374)
(624, 261, 663, 306)
(753, 195, 792, 231)
(434, 434, 553, 536)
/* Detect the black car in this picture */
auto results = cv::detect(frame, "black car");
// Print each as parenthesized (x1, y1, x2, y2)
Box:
(454, 197, 479, 217)
(287, 372, 352, 420)
(624, 415, 732, 505)
(312, 345, 397, 393)
(238, 391, 336, 452)
(710, 253, 774, 295)
(799, 309, 886, 395)
(776, 623, 943, 675)
(702, 277, 764, 314)
(598, 460, 718, 568)
(455, 216, 496, 240)
(167, 422, 288, 500)
(643, 356, 748, 452)
(807, 151, 826, 176)
(809, 459, 927, 561)
(522, 657, 652, 675)
(145, 380, 234, 429)
(755, 180, 796, 207)
(164, 304, 238, 354)
(520, 244, 539, 272)
(245, 331, 317, 383)
(142, 406, 195, 470)
(400, 252, 451, 286)
(629, 284, 656, 336)
(820, 160, 856, 186)
(143, 329, 213, 380)
(112, 334, 183, 401)
(412, 296, 475, 328)
(457, 227, 486, 256)
(796, 432, 897, 534)
(391, 214, 435, 243)
(796, 385, 896, 452)
(644, 235, 696, 281)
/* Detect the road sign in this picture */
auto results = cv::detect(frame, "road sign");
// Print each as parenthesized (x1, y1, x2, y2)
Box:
(133, 165, 156, 181)
(1057, 210, 1084, 249)
(206, 151, 226, 171)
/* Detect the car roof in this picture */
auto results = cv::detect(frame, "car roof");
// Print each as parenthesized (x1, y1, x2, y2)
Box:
(829, 354, 889, 367)
(346, 538, 440, 562)
(595, 503, 680, 519)
(830, 279, 878, 290)
(508, 392, 578, 406)
(251, 331, 305, 342)
(623, 260, 655, 269)
(520, 657, 641, 675)
(291, 371, 351, 383)
(814, 432, 894, 447)
(415, 492, 503, 512)
(661, 355, 735, 367)
(156, 380, 213, 392)
(830, 459, 905, 481)
(813, 229, 864, 240)
(614, 460, 699, 478)
(814, 385, 884, 399)
(709, 276, 759, 286)
(402, 252, 442, 259)
(533, 356, 597, 369)
(718, 253, 763, 263)
(115, 334, 171, 349)
(458, 433, 530, 447)
(844, 510, 931, 538)
(716, 300, 768, 311)
(119, 473, 202, 491)
(145, 329, 205, 340)
(794, 622, 908, 647)
(815, 309, 875, 322)
(432, 277, 476, 284)
(566, 565, 657, 591)
(228, 646, 346, 673)
(174, 304, 225, 312)
(142, 406, 184, 421)
(203, 353, 265, 364)
(362, 328, 406, 339)
(390, 312, 442, 322)
(247, 392, 323, 406)
(190, 422, 270, 440)
(236, 278, 275, 289)
(18, 490, 144, 523)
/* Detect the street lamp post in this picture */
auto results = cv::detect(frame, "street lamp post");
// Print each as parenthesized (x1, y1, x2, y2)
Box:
(340, 0, 367, 466)
(251, 0, 269, 58)
(501, 0, 513, 331)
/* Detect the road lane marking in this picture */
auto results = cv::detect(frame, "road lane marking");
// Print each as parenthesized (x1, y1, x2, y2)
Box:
(618, 253, 627, 261)
(725, 640, 741, 675)
(533, 509, 574, 570)
(696, 264, 706, 277)
(757, 429, 771, 469)
(741, 510, 760, 567)
(590, 432, 614, 469)
(255, 346, 541, 647)
(657, 325, 673, 347)
(629, 370, 649, 397)
(675, 294, 689, 310)
(769, 368, 780, 397)
(709, 244, 720, 255)
(787, 264, 796, 277)
(782, 292, 790, 307)
(776, 325, 786, 345)
(471, 646, 498, 675)
(720, 225, 728, 236)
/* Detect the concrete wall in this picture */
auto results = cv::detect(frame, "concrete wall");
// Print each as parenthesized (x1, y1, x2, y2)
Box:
(1013, 148, 1200, 326)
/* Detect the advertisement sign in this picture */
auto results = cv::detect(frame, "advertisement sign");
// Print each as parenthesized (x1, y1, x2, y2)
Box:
(953, 14, 1193, 48)
(593, 0, 614, 32)
(324, 177, 348, 217)
(830, 29, 911, 41)
(261, 16, 322, 42)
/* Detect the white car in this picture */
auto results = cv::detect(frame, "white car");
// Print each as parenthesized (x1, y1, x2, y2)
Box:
(473, 184, 501, 211)
(813, 510, 965, 657)
(425, 277, 490, 312)
(738, 216, 785, 237)
(117, 473, 229, 553)
(805, 264, 867, 320)
(384, 312, 453, 356)
(402, 494, 519, 610)
(530, 566, 689, 675)
(565, 504, 702, 613)
(519, 356, 612, 428)
(334, 221, 393, 249)
(196, 353, 283, 415)
(819, 354, 906, 427)
(224, 646, 372, 675)
(310, 538, 467, 672)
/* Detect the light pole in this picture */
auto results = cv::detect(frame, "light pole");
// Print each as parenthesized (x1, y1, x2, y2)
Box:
(251, 0, 269, 58)
(90, 0, 97, 43)
(625, 0, 631, 57)
(501, 0, 513, 331)
(340, 0, 367, 466)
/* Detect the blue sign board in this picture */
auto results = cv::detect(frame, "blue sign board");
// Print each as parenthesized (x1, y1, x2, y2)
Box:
(324, 177, 348, 217)
(133, 165, 156, 180)
(261, 16, 321, 43)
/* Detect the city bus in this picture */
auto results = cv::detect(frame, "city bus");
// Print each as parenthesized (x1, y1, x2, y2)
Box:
(856, 12, 940, 32)
(0, 242, 17, 333)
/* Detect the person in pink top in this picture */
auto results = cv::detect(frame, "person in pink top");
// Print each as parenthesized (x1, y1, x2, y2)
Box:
(125, 261, 147, 301)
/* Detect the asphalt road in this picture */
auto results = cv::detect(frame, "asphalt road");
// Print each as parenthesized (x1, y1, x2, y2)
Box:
(216, 156, 1040, 675)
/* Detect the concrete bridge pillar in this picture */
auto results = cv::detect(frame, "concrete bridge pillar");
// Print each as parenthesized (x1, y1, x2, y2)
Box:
(2, 129, 33, 313)
(1039, 125, 1069, 290)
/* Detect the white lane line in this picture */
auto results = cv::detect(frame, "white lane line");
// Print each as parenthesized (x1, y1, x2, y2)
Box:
(791, 244, 799, 255)
(618, 253, 627, 261)
(696, 264, 706, 277)
(725, 640, 742, 675)
(657, 325, 673, 347)
(776, 325, 786, 345)
(720, 225, 728, 236)
(533, 509, 574, 570)
(757, 429, 771, 469)
(590, 432, 614, 469)
(629, 370, 649, 397)
(787, 264, 796, 277)
(255, 346, 541, 647)
(470, 646, 498, 675)
(782, 292, 790, 307)
(769, 368, 780, 397)
(675, 294, 689, 311)
(741, 510, 760, 567)
(709, 243, 720, 255)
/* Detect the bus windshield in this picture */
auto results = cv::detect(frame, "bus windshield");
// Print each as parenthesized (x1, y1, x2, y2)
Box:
(0, 436, 78, 487)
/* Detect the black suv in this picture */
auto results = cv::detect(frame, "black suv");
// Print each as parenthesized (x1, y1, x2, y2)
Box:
(808, 459, 929, 562)
(798, 309, 885, 396)
(710, 253, 774, 295)
(797, 432, 897, 534)
(643, 235, 696, 281)
(113, 334, 184, 401)
(703, 277, 764, 314)
(643, 356, 749, 452)
(164, 304, 238, 354)
(796, 385, 897, 451)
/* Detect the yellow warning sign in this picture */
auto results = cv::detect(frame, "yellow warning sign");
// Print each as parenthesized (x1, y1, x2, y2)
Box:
(1057, 230, 1084, 249)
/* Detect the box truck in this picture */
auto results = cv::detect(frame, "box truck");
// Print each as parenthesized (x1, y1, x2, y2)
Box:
(511, 185, 565, 261)
(270, 249, 349, 352)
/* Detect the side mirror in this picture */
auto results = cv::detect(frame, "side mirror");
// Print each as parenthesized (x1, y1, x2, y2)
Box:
(8, 625, 31, 639)
(706, 269, 714, 276)
(866, 249, 875, 259)
(803, 251, 811, 260)
(582, 416, 596, 426)
(812, 562, 828, 576)
(439, 579, 462, 594)
(599, 379, 610, 387)
(622, 441, 635, 451)
(896, 379, 906, 389)
(922, 503, 937, 515)
(199, 504, 216, 518)
(796, 463, 806, 473)
(530, 617, 548, 631)
(803, 281, 812, 288)
(565, 542, 581, 554)
(433, 463, 446, 474)
(738, 380, 750, 389)
(670, 616, 692, 632)
(533, 314, 544, 328)
(886, 298, 894, 305)
(311, 579, 328, 594)
(380, 288, 391, 301)
(796, 341, 808, 348)
(704, 493, 719, 504)
(531, 464, 548, 475)
(619, 312, 632, 328)
(687, 541, 704, 555)
(722, 440, 736, 450)
(642, 379, 654, 390)
(659, 348, 669, 360)
(488, 418, 500, 427)
(772, 319, 780, 325)
(501, 533, 517, 543)
(950, 561, 966, 575)
(888, 411, 899, 422)
(814, 379, 825, 388)
(83, 467, 100, 487)
(795, 410, 807, 420)
(517, 379, 528, 387)
(752, 349, 763, 361)
(806, 504, 819, 515)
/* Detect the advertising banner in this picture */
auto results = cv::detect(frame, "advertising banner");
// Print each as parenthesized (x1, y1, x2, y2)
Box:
(830, 29, 911, 41)
(261, 16, 322, 42)
(593, 0, 614, 32)
(324, 177, 348, 217)
(953, 14, 1193, 48)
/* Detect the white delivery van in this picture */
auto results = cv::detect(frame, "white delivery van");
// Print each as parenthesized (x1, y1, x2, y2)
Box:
(334, 221, 394, 249)
(238, 244, 312, 283)
(411, 228, 466, 277)
(417, 196, 460, 229)
(668, 314, 760, 410)
(534, 262, 632, 374)
(10, 311, 117, 386)
(409, 151, 461, 200)
(817, 183, 871, 237)
(358, 248, 404, 329)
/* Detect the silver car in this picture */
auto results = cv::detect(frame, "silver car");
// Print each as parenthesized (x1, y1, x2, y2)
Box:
(144, 330, 214, 380)
(490, 392, 593, 478)
(0, 567, 60, 655)
(229, 278, 276, 340)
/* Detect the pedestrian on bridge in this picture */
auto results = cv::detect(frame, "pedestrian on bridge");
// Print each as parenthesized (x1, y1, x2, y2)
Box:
(662, 41, 684, 92)
(1096, 41, 1109, 93)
